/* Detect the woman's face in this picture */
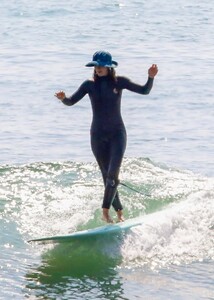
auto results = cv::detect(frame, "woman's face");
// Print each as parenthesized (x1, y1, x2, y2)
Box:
(94, 66, 109, 77)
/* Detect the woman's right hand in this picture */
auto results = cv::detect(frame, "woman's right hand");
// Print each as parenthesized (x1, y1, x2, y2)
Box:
(55, 91, 66, 100)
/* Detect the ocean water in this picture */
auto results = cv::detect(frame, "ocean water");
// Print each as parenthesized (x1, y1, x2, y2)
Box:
(0, 0, 214, 299)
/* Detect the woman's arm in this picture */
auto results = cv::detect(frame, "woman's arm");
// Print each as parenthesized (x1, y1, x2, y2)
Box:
(55, 80, 89, 106)
(120, 64, 158, 95)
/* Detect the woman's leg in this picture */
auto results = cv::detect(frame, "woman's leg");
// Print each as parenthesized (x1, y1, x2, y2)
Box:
(91, 134, 113, 222)
(91, 130, 126, 222)
(112, 193, 123, 211)
(102, 130, 127, 212)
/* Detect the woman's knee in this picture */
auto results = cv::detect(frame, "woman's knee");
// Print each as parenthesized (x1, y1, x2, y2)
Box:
(106, 177, 120, 188)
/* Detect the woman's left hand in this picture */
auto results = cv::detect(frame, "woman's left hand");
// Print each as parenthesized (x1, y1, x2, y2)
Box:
(148, 64, 158, 78)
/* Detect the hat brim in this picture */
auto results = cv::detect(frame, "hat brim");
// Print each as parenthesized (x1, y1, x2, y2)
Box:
(85, 60, 118, 68)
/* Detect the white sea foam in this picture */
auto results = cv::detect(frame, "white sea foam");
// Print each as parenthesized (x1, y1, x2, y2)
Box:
(121, 190, 214, 269)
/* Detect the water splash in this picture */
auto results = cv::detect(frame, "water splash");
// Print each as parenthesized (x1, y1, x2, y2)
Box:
(1, 158, 213, 269)
(121, 190, 214, 269)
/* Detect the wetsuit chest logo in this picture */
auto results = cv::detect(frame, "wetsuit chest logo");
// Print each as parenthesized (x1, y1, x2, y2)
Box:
(113, 88, 119, 94)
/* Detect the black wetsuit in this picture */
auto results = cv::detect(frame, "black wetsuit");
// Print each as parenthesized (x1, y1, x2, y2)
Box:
(62, 75, 154, 210)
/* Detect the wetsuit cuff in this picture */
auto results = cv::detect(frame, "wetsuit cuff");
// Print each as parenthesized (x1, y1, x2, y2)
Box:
(62, 97, 72, 106)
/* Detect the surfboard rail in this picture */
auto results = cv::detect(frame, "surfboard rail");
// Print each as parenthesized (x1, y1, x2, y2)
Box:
(28, 217, 143, 244)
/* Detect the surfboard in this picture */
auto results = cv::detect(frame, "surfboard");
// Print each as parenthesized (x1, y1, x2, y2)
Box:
(28, 216, 143, 244)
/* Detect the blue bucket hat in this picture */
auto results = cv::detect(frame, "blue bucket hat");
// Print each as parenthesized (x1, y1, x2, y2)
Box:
(85, 51, 118, 68)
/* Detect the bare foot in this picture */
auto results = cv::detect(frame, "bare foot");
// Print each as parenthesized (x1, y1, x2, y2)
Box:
(116, 210, 125, 222)
(102, 208, 114, 223)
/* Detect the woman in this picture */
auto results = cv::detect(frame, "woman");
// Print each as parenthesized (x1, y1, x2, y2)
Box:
(55, 51, 158, 223)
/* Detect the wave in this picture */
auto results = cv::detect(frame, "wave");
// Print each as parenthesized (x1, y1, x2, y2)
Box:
(1, 158, 214, 269)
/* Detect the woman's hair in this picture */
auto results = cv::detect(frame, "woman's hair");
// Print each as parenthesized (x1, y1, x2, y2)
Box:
(93, 68, 117, 82)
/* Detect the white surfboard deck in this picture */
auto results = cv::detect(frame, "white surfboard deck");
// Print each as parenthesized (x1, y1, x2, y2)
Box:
(28, 216, 143, 243)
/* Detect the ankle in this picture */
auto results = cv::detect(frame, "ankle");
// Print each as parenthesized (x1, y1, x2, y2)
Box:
(116, 210, 125, 222)
(102, 208, 113, 223)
